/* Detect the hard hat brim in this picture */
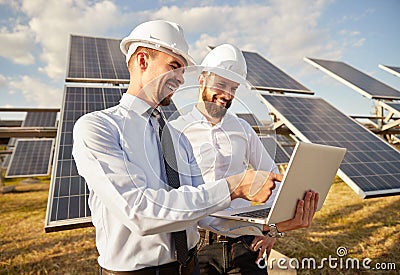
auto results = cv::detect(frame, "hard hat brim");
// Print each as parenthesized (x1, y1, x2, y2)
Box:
(120, 38, 195, 66)
(202, 66, 249, 87)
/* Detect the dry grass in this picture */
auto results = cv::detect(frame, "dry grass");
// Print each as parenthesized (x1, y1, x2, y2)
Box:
(0, 179, 97, 274)
(274, 176, 400, 274)
(0, 177, 399, 274)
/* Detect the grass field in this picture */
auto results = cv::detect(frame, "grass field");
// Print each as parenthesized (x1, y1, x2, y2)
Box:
(0, 177, 399, 274)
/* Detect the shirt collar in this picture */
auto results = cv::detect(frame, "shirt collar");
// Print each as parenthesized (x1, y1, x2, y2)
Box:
(120, 93, 157, 117)
(191, 105, 232, 127)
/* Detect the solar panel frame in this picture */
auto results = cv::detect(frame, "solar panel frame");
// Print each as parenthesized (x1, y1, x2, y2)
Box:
(276, 134, 296, 156)
(66, 35, 130, 84)
(45, 85, 126, 232)
(377, 101, 400, 131)
(259, 93, 400, 199)
(379, 64, 400, 78)
(1, 154, 11, 169)
(242, 51, 313, 94)
(305, 57, 400, 100)
(5, 138, 54, 178)
(378, 101, 400, 116)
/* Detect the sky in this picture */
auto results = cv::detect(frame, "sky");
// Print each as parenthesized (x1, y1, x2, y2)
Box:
(0, 0, 399, 121)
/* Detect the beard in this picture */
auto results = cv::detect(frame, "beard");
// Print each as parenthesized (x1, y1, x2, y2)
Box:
(202, 90, 232, 119)
(159, 96, 171, 106)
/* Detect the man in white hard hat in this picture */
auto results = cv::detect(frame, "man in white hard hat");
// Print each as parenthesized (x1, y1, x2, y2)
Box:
(72, 21, 280, 274)
(171, 44, 319, 274)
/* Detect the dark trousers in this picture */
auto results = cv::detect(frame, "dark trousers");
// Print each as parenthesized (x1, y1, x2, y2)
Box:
(197, 239, 267, 275)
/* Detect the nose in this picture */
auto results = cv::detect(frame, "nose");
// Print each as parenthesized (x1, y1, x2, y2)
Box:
(174, 68, 185, 85)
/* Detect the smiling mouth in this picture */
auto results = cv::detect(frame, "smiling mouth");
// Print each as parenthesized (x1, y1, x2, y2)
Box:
(166, 84, 175, 91)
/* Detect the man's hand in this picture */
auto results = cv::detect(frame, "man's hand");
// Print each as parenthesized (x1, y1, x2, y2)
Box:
(250, 235, 276, 260)
(263, 191, 319, 233)
(226, 169, 282, 203)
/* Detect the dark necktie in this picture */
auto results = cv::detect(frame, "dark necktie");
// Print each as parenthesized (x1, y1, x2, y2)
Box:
(151, 109, 189, 265)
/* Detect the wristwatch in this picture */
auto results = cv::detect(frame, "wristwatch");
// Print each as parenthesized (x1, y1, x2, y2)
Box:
(266, 224, 285, 238)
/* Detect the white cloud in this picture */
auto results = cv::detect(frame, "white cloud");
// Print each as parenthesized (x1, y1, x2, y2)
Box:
(0, 74, 7, 87)
(0, 24, 36, 65)
(18, 0, 127, 80)
(1, 0, 346, 87)
(149, 0, 338, 71)
(8, 75, 62, 107)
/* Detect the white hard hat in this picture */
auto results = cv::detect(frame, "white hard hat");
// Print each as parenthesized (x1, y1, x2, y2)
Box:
(120, 20, 195, 66)
(201, 44, 247, 85)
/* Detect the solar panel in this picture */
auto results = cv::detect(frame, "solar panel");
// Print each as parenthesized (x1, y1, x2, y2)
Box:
(379, 64, 400, 78)
(236, 113, 262, 126)
(259, 94, 400, 198)
(260, 136, 291, 165)
(45, 86, 126, 232)
(243, 51, 313, 94)
(22, 111, 57, 127)
(305, 57, 400, 100)
(66, 35, 129, 83)
(276, 134, 296, 156)
(5, 138, 54, 178)
(2, 112, 57, 172)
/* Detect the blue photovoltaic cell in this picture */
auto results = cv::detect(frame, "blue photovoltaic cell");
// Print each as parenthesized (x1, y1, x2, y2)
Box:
(22, 111, 57, 127)
(235, 113, 290, 164)
(243, 51, 312, 94)
(5, 139, 54, 178)
(260, 94, 400, 198)
(45, 86, 126, 231)
(67, 35, 129, 83)
(4, 112, 58, 172)
(306, 58, 400, 100)
(260, 136, 291, 165)
(276, 134, 295, 156)
(236, 113, 262, 127)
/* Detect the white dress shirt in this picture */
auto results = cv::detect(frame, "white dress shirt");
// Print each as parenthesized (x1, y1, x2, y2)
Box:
(72, 93, 231, 271)
(171, 106, 280, 237)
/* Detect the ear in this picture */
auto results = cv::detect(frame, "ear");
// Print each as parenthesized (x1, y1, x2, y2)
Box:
(136, 51, 149, 71)
(198, 74, 206, 88)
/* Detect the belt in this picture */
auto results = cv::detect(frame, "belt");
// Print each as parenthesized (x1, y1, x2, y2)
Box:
(101, 247, 197, 275)
(198, 229, 238, 245)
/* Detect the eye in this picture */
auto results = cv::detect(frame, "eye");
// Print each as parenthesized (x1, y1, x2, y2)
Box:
(216, 82, 225, 89)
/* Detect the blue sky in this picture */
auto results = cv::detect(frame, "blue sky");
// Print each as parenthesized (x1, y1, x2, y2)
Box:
(0, 0, 399, 121)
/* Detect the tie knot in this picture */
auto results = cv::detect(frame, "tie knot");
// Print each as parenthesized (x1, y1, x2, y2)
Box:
(151, 108, 165, 130)
(151, 108, 161, 119)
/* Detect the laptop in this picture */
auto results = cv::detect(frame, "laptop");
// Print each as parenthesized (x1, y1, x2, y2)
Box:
(211, 142, 346, 224)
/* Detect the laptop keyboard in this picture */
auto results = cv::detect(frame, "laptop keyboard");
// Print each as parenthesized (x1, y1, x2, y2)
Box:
(232, 208, 271, 218)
